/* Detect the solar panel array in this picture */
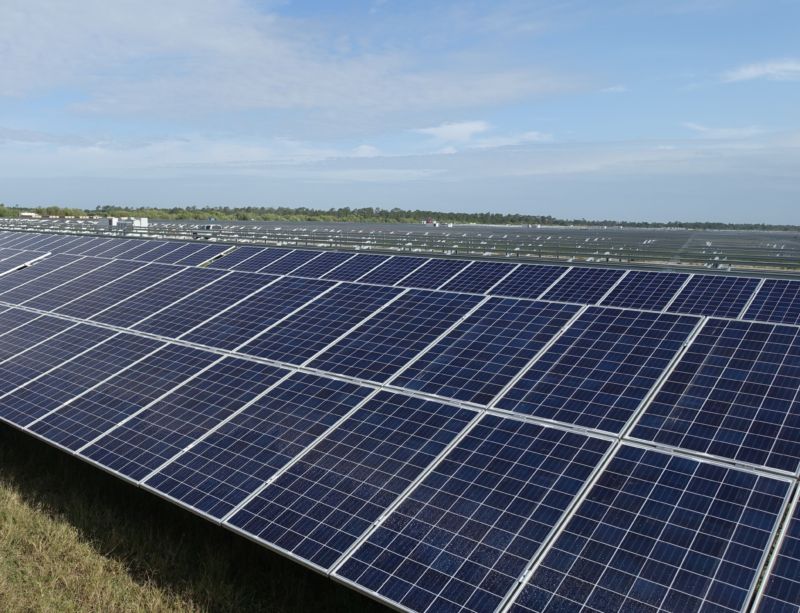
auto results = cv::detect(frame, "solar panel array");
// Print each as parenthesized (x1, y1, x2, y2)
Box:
(1, 228, 800, 613)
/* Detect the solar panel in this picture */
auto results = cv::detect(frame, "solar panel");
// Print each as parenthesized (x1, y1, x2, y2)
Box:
(180, 276, 334, 350)
(600, 270, 690, 311)
(0, 254, 82, 296)
(667, 274, 760, 318)
(225, 248, 294, 272)
(207, 246, 266, 269)
(129, 242, 185, 262)
(71, 238, 117, 256)
(631, 318, 800, 473)
(541, 267, 626, 304)
(238, 282, 402, 364)
(490, 264, 567, 300)
(321, 253, 390, 281)
(28, 343, 220, 451)
(0, 315, 75, 362)
(439, 261, 517, 294)
(308, 289, 484, 383)
(394, 298, 581, 406)
(54, 263, 180, 318)
(0, 333, 164, 427)
(225, 390, 477, 570)
(496, 307, 700, 433)
(132, 272, 277, 338)
(754, 494, 800, 613)
(152, 243, 208, 264)
(358, 256, 428, 286)
(90, 239, 140, 258)
(91, 267, 229, 328)
(174, 244, 231, 266)
(0, 251, 46, 275)
(396, 259, 471, 289)
(744, 279, 800, 325)
(0, 308, 41, 334)
(144, 372, 373, 519)
(258, 249, 322, 274)
(113, 240, 169, 261)
(288, 251, 354, 278)
(22, 259, 145, 311)
(79, 357, 287, 481)
(336, 415, 612, 613)
(508, 445, 789, 613)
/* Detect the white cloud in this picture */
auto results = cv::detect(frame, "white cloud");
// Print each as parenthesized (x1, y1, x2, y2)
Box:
(415, 121, 491, 143)
(721, 59, 800, 82)
(600, 85, 628, 93)
(470, 131, 552, 149)
(682, 122, 763, 139)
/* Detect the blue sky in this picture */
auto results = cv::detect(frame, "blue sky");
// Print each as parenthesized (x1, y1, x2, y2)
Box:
(1, 0, 798, 222)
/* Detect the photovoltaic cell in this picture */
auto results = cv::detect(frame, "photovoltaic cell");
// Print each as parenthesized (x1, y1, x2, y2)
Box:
(91, 267, 228, 328)
(321, 253, 390, 281)
(0, 308, 41, 335)
(755, 496, 800, 613)
(23, 259, 144, 311)
(439, 261, 517, 294)
(496, 307, 700, 433)
(227, 248, 293, 272)
(0, 256, 99, 304)
(394, 298, 581, 406)
(600, 271, 690, 311)
(174, 244, 230, 266)
(541, 267, 626, 304)
(396, 259, 471, 289)
(28, 344, 220, 451)
(0, 251, 46, 274)
(288, 251, 354, 278)
(239, 282, 402, 364)
(258, 249, 322, 274)
(337, 415, 611, 613)
(226, 391, 477, 570)
(90, 239, 139, 258)
(129, 242, 184, 262)
(80, 357, 286, 481)
(0, 333, 164, 427)
(631, 318, 800, 473)
(54, 263, 179, 318)
(133, 272, 277, 338)
(0, 255, 80, 295)
(208, 246, 266, 269)
(490, 264, 567, 300)
(152, 243, 207, 264)
(308, 289, 483, 383)
(180, 276, 334, 350)
(744, 279, 800, 326)
(0, 315, 75, 362)
(113, 240, 169, 261)
(358, 256, 428, 286)
(145, 372, 372, 519)
(509, 445, 789, 613)
(667, 274, 760, 318)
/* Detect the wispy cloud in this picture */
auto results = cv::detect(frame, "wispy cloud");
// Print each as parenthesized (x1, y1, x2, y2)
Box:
(682, 122, 763, 139)
(414, 121, 490, 143)
(721, 58, 800, 82)
(600, 85, 628, 93)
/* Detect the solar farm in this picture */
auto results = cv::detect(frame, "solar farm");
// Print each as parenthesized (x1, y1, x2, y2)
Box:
(1, 229, 800, 613)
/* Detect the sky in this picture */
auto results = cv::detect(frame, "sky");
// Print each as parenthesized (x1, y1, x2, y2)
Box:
(0, 0, 798, 223)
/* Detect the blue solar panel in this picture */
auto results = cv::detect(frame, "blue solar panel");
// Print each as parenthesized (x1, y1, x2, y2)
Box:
(394, 298, 580, 406)
(308, 289, 484, 383)
(207, 246, 266, 269)
(226, 391, 477, 570)
(337, 415, 612, 613)
(321, 253, 390, 281)
(496, 307, 700, 433)
(61, 237, 111, 255)
(28, 344, 220, 451)
(744, 279, 800, 326)
(0, 251, 46, 274)
(0, 315, 75, 362)
(288, 251, 354, 278)
(631, 318, 800, 473)
(129, 242, 185, 262)
(239, 282, 402, 364)
(490, 264, 567, 300)
(133, 272, 277, 338)
(90, 239, 139, 258)
(600, 270, 690, 311)
(227, 248, 294, 272)
(113, 240, 169, 261)
(396, 259, 471, 289)
(508, 445, 789, 613)
(0, 308, 40, 334)
(541, 267, 626, 304)
(180, 276, 334, 350)
(439, 261, 517, 294)
(91, 267, 228, 328)
(23, 259, 145, 311)
(0, 256, 98, 303)
(75, 238, 118, 256)
(80, 357, 286, 481)
(258, 249, 322, 274)
(54, 263, 179, 318)
(755, 495, 800, 613)
(667, 274, 760, 318)
(144, 372, 372, 519)
(174, 244, 231, 266)
(0, 333, 164, 427)
(358, 256, 428, 285)
(152, 243, 207, 264)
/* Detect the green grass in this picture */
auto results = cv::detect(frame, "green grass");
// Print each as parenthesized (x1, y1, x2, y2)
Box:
(0, 424, 388, 613)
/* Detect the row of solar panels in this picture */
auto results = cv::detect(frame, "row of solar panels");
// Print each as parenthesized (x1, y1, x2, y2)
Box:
(4, 230, 800, 328)
(0, 232, 799, 612)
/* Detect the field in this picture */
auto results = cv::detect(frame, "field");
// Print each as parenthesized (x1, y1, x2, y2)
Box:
(0, 423, 387, 613)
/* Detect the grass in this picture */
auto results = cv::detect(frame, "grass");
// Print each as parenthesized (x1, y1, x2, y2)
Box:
(0, 423, 388, 613)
